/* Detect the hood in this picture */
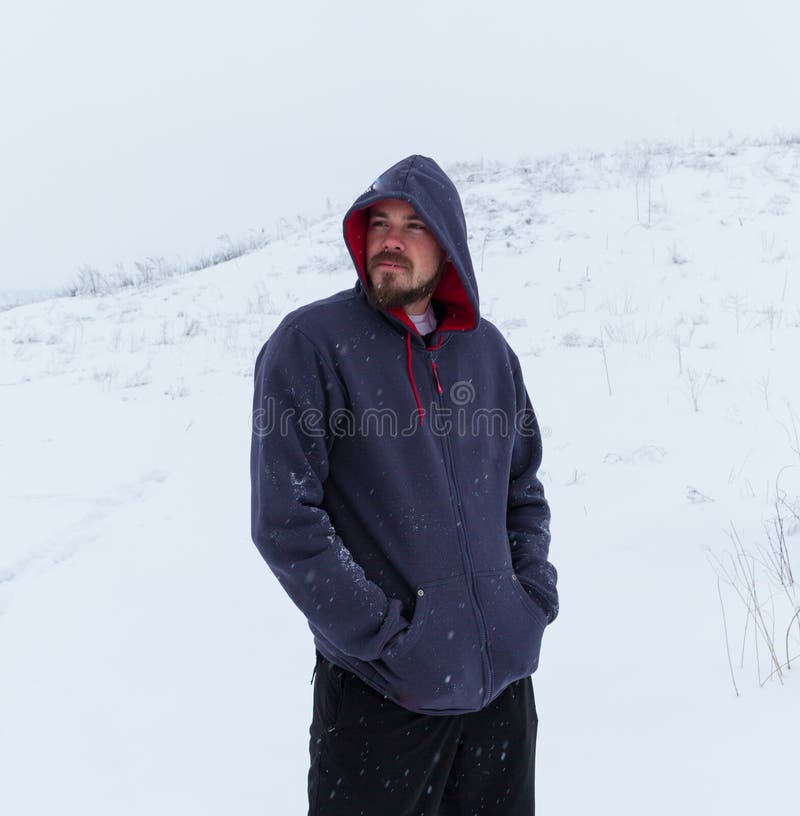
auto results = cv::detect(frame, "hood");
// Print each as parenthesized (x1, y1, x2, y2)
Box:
(343, 155, 479, 334)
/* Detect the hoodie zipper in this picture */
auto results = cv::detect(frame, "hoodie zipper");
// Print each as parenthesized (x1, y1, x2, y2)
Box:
(428, 352, 493, 706)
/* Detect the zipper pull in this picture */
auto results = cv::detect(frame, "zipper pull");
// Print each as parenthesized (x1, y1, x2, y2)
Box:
(431, 361, 443, 395)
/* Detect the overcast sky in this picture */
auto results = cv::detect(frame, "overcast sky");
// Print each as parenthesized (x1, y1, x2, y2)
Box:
(2, 0, 798, 292)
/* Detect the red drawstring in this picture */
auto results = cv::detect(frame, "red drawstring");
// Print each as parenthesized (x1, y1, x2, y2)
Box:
(431, 360, 443, 395)
(406, 333, 425, 425)
(405, 335, 446, 424)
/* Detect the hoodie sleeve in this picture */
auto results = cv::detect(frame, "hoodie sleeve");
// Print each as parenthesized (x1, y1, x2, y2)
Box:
(250, 325, 409, 660)
(506, 362, 559, 623)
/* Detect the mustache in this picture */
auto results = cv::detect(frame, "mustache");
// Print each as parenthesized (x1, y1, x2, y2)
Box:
(367, 251, 410, 272)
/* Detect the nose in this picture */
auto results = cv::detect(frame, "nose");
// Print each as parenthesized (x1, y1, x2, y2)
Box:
(382, 225, 405, 252)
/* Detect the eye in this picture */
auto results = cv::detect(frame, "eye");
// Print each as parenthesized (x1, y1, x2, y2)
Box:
(407, 222, 426, 231)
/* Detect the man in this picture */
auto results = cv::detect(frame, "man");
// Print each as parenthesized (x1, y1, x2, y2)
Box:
(250, 155, 558, 815)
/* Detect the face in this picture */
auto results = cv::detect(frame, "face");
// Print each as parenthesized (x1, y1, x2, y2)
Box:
(364, 199, 446, 314)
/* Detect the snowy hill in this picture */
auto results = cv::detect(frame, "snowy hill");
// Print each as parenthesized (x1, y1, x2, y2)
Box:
(2, 136, 799, 814)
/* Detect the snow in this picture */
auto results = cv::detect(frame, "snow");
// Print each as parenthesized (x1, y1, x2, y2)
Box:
(2, 135, 799, 814)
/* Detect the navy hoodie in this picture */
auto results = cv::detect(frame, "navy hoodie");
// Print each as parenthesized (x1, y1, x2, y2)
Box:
(250, 155, 557, 715)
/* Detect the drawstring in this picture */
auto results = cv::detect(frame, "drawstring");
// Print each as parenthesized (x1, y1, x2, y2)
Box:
(431, 361, 443, 395)
(406, 333, 425, 425)
(405, 334, 446, 424)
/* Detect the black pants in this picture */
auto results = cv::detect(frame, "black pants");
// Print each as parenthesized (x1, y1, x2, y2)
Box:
(308, 652, 537, 815)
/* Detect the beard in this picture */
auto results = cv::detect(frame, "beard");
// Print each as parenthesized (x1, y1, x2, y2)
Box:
(365, 251, 445, 311)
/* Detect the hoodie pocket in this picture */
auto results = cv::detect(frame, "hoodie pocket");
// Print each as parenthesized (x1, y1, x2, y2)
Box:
(476, 569, 547, 697)
(373, 575, 485, 714)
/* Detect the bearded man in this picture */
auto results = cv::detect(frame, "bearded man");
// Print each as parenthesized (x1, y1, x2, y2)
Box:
(251, 155, 558, 815)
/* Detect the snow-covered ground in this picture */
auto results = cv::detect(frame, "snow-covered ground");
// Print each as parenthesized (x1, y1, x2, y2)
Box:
(2, 136, 799, 814)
